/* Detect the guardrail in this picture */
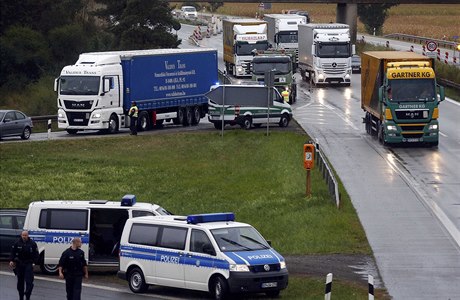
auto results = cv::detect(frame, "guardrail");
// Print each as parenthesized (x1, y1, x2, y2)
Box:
(384, 33, 458, 50)
(438, 78, 460, 90)
(218, 70, 232, 84)
(314, 141, 340, 208)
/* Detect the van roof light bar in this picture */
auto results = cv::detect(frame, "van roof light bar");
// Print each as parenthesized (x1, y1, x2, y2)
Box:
(121, 194, 136, 206)
(187, 213, 235, 224)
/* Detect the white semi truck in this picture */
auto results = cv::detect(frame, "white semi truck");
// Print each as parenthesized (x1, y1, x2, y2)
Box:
(298, 23, 355, 86)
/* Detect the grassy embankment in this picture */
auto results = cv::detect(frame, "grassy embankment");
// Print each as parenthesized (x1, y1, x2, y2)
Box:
(0, 130, 390, 299)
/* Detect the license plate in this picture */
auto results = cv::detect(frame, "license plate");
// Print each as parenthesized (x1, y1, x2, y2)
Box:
(261, 282, 277, 288)
(74, 118, 84, 122)
(407, 138, 421, 142)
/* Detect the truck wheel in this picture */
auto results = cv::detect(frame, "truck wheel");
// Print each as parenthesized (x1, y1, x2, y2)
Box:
(108, 114, 119, 134)
(138, 111, 150, 131)
(378, 122, 387, 146)
(174, 108, 184, 125)
(279, 114, 290, 127)
(241, 116, 252, 130)
(191, 106, 201, 125)
(128, 267, 148, 293)
(211, 276, 228, 300)
(66, 129, 78, 135)
(183, 107, 192, 126)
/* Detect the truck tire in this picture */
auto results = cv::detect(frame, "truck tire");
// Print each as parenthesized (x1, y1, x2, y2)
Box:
(183, 107, 192, 126)
(191, 106, 201, 125)
(107, 114, 119, 134)
(138, 111, 150, 131)
(378, 122, 388, 146)
(241, 116, 252, 130)
(66, 129, 78, 135)
(174, 108, 184, 125)
(279, 114, 290, 127)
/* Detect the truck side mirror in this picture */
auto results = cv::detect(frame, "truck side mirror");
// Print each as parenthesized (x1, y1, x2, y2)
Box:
(274, 34, 278, 44)
(379, 86, 385, 102)
(438, 85, 445, 102)
(103, 78, 110, 93)
(352, 44, 356, 55)
(54, 78, 59, 92)
(311, 45, 315, 55)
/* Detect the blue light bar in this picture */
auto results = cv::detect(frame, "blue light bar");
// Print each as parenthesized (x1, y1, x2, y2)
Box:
(121, 194, 136, 206)
(187, 213, 235, 224)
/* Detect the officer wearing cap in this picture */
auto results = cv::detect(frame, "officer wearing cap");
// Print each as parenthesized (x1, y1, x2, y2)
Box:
(129, 101, 139, 135)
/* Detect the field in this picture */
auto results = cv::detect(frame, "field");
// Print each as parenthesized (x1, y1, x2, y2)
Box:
(214, 4, 460, 41)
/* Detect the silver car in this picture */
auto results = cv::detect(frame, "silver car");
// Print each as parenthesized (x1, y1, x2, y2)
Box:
(0, 209, 27, 258)
(0, 110, 33, 140)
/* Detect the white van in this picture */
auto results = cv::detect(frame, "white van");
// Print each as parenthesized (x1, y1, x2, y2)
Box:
(181, 6, 197, 18)
(118, 213, 288, 299)
(24, 195, 171, 274)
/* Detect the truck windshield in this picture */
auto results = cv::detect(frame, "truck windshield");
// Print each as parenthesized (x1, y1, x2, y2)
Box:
(278, 31, 298, 43)
(211, 226, 270, 252)
(60, 76, 100, 95)
(388, 79, 436, 102)
(236, 41, 269, 56)
(252, 62, 291, 75)
(316, 43, 350, 58)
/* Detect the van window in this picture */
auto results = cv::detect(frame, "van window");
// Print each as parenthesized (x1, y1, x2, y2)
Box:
(132, 210, 154, 218)
(159, 226, 187, 250)
(129, 224, 159, 246)
(39, 209, 88, 231)
(190, 229, 213, 254)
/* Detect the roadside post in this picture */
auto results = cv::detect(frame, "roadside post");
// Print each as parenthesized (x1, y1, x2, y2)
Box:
(264, 70, 275, 136)
(47, 119, 52, 139)
(303, 142, 315, 197)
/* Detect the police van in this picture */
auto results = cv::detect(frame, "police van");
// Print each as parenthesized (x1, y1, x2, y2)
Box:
(23, 195, 171, 274)
(118, 213, 288, 299)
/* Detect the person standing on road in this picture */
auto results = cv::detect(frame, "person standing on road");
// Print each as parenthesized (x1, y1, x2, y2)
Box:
(9, 230, 39, 300)
(281, 89, 290, 103)
(58, 238, 88, 300)
(129, 101, 139, 135)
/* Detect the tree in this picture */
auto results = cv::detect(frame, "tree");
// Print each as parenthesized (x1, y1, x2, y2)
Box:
(208, 2, 224, 13)
(358, 4, 397, 36)
(95, 0, 181, 50)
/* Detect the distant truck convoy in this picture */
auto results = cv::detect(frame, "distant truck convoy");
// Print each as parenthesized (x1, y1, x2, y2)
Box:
(55, 49, 218, 134)
(298, 23, 354, 86)
(361, 51, 445, 146)
(223, 19, 269, 77)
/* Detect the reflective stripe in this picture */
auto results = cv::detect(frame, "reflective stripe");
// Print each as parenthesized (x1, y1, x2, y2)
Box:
(129, 106, 138, 118)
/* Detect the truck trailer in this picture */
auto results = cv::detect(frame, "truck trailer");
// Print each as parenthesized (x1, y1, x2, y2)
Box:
(223, 19, 269, 77)
(298, 23, 354, 85)
(361, 51, 444, 146)
(55, 49, 218, 134)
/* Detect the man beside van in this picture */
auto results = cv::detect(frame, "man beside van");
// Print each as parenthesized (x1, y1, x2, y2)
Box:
(9, 231, 38, 300)
(58, 238, 88, 300)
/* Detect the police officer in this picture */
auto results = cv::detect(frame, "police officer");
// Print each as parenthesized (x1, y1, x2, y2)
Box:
(58, 238, 88, 300)
(9, 230, 38, 300)
(129, 101, 139, 135)
(281, 89, 290, 104)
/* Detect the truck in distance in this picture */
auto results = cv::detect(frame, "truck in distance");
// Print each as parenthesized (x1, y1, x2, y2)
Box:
(55, 48, 218, 134)
(298, 23, 354, 86)
(223, 19, 269, 77)
(361, 51, 444, 146)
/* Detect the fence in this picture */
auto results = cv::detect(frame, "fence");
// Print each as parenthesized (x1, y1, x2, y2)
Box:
(384, 33, 458, 51)
(314, 141, 340, 208)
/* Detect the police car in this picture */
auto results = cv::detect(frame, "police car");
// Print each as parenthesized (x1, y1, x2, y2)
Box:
(118, 213, 288, 299)
(23, 195, 171, 274)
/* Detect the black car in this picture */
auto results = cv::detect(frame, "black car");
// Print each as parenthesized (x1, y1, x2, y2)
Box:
(0, 110, 33, 140)
(351, 55, 361, 74)
(0, 210, 27, 258)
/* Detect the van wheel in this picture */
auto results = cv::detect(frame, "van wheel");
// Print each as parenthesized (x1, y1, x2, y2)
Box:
(211, 276, 228, 300)
(129, 267, 148, 293)
(213, 122, 223, 130)
(279, 114, 290, 127)
(241, 116, 252, 130)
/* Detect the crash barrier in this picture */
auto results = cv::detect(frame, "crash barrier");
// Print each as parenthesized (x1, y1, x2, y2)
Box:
(325, 273, 375, 299)
(385, 33, 458, 51)
(30, 115, 57, 134)
(218, 69, 232, 84)
(315, 141, 340, 208)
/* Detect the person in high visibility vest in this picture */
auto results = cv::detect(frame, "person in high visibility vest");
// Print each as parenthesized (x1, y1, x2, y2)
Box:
(281, 89, 290, 103)
(129, 101, 139, 135)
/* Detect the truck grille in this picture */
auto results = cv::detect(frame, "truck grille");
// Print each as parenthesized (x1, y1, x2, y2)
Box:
(66, 112, 90, 126)
(321, 63, 347, 75)
(64, 100, 93, 110)
(399, 124, 425, 131)
(242, 62, 252, 75)
(395, 109, 429, 120)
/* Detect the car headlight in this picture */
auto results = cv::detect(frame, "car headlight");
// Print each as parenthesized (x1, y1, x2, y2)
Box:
(230, 264, 250, 272)
(280, 261, 287, 269)
(386, 125, 397, 131)
(92, 113, 101, 119)
(428, 124, 438, 130)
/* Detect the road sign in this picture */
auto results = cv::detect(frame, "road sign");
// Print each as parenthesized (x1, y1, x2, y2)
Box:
(426, 40, 437, 52)
(205, 85, 271, 107)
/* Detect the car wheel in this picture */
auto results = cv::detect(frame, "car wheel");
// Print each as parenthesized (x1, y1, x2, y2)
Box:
(108, 114, 119, 134)
(279, 114, 290, 128)
(211, 276, 228, 300)
(129, 267, 148, 293)
(21, 127, 31, 140)
(191, 106, 201, 125)
(241, 116, 252, 130)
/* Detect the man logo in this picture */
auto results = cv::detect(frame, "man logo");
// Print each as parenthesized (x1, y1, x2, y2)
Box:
(264, 264, 270, 271)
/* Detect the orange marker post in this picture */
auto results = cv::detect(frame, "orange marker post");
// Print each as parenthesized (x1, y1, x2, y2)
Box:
(303, 143, 315, 197)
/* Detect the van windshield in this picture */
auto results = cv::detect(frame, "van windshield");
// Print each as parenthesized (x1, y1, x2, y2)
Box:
(211, 226, 270, 252)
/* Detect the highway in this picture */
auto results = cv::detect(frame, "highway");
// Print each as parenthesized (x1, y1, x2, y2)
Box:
(177, 23, 460, 299)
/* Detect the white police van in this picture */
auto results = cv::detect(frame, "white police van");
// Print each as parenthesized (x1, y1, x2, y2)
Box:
(23, 195, 171, 274)
(118, 213, 288, 299)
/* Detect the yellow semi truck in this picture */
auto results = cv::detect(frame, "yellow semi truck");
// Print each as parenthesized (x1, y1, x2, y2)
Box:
(361, 51, 444, 146)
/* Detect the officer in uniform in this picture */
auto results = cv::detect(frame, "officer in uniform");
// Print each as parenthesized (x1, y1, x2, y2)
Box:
(58, 238, 88, 300)
(281, 89, 290, 104)
(129, 101, 139, 135)
(9, 230, 38, 300)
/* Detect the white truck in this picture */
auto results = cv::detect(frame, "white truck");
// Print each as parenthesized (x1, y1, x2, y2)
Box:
(223, 19, 269, 77)
(298, 23, 355, 86)
(264, 14, 307, 61)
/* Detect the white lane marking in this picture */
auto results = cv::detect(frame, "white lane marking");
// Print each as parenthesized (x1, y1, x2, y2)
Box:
(439, 131, 448, 137)
(0, 271, 178, 299)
